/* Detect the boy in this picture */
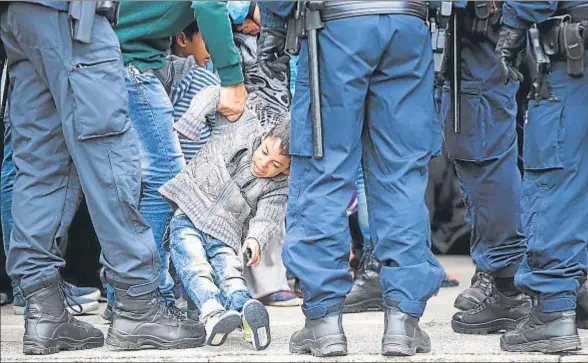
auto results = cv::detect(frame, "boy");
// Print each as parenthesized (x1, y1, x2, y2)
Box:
(159, 86, 290, 350)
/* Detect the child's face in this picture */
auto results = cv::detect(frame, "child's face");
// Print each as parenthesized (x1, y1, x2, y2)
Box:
(250, 136, 291, 178)
(176, 32, 210, 67)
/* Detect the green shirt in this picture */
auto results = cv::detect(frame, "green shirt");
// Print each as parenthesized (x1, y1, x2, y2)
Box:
(115, 1, 243, 86)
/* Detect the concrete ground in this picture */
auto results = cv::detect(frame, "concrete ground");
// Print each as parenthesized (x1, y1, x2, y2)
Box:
(1, 256, 587, 362)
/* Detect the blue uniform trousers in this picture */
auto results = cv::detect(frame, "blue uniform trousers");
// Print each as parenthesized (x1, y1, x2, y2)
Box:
(283, 14, 445, 319)
(516, 52, 588, 313)
(441, 28, 526, 277)
(0, 3, 160, 296)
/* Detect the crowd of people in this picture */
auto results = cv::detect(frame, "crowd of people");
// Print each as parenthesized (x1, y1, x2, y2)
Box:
(0, 0, 587, 359)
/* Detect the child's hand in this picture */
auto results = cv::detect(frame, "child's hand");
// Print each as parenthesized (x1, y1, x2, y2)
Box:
(243, 238, 261, 267)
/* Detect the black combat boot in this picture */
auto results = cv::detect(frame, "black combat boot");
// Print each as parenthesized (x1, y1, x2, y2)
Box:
(500, 306, 582, 353)
(381, 308, 431, 356)
(577, 280, 588, 329)
(289, 314, 348, 357)
(452, 282, 531, 334)
(454, 271, 494, 311)
(21, 273, 104, 355)
(105, 280, 206, 350)
(343, 251, 382, 313)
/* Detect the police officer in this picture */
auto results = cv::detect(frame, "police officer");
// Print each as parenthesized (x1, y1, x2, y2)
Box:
(0, 1, 205, 355)
(259, 1, 445, 357)
(494, 0, 588, 353)
(437, 1, 531, 334)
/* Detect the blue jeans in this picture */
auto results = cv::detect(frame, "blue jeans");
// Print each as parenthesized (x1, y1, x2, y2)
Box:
(122, 66, 186, 302)
(283, 15, 444, 320)
(169, 211, 251, 320)
(355, 165, 371, 253)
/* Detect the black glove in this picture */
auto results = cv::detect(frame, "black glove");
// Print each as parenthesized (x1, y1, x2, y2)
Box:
(257, 27, 290, 82)
(495, 25, 527, 84)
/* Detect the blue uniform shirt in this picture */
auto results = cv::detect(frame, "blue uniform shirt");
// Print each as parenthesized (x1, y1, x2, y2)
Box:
(503, 1, 588, 29)
(258, 1, 295, 27)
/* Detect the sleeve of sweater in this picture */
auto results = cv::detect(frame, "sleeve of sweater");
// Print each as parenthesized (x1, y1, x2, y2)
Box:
(174, 85, 221, 140)
(191, 1, 244, 87)
(246, 188, 288, 251)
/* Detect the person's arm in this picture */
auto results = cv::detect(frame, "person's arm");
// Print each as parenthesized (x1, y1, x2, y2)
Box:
(246, 190, 288, 252)
(191, 1, 242, 86)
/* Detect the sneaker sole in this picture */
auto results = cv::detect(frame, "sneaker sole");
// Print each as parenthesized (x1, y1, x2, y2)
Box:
(243, 300, 271, 351)
(342, 298, 383, 314)
(106, 327, 205, 350)
(289, 335, 348, 357)
(500, 335, 582, 353)
(451, 317, 519, 335)
(262, 298, 303, 307)
(206, 312, 242, 347)
(453, 296, 480, 311)
(23, 335, 104, 355)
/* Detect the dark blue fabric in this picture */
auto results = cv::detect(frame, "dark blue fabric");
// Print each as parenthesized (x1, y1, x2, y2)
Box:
(515, 51, 588, 313)
(503, 1, 588, 29)
(282, 14, 444, 320)
(441, 4, 526, 278)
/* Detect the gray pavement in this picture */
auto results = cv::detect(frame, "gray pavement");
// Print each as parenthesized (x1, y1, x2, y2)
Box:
(1, 256, 587, 362)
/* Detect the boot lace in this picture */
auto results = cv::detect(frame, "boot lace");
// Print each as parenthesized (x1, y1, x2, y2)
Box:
(471, 271, 494, 297)
(59, 281, 83, 315)
(155, 289, 186, 320)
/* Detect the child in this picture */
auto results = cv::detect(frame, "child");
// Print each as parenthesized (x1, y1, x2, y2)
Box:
(156, 22, 218, 163)
(159, 85, 290, 350)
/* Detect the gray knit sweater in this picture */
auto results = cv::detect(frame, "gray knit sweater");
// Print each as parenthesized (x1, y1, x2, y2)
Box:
(158, 86, 289, 252)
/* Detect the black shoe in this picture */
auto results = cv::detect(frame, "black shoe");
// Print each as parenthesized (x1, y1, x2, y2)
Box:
(454, 271, 494, 311)
(500, 309, 582, 353)
(452, 285, 531, 334)
(381, 308, 431, 356)
(343, 252, 382, 314)
(21, 274, 104, 355)
(577, 280, 588, 329)
(105, 281, 206, 350)
(289, 314, 348, 357)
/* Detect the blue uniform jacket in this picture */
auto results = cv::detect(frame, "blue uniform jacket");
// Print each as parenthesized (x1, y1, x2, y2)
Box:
(258, 1, 294, 27)
(503, 1, 588, 29)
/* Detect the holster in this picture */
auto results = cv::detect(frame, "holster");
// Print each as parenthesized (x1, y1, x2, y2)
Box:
(465, 1, 502, 40)
(538, 14, 587, 77)
(68, 1, 120, 43)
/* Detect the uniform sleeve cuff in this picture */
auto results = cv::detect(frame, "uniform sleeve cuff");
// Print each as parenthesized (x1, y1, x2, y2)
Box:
(216, 63, 244, 87)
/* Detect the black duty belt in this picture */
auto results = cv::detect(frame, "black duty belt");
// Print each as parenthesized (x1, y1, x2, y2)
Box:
(321, 1, 428, 22)
(556, 3, 588, 22)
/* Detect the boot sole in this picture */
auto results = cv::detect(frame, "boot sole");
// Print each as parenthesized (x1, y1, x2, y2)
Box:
(452, 317, 519, 335)
(453, 296, 479, 311)
(342, 298, 383, 314)
(382, 336, 431, 356)
(106, 327, 205, 350)
(500, 335, 582, 353)
(23, 335, 104, 355)
(206, 312, 242, 347)
(289, 335, 348, 357)
(242, 300, 271, 350)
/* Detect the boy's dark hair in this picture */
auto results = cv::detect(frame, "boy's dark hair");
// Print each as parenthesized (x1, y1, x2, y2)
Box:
(171, 22, 200, 53)
(265, 119, 290, 156)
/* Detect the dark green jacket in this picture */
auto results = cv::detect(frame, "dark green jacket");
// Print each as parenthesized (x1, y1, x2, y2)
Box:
(115, 1, 243, 86)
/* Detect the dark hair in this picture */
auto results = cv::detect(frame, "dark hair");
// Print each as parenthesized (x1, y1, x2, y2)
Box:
(265, 119, 290, 156)
(171, 22, 200, 54)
